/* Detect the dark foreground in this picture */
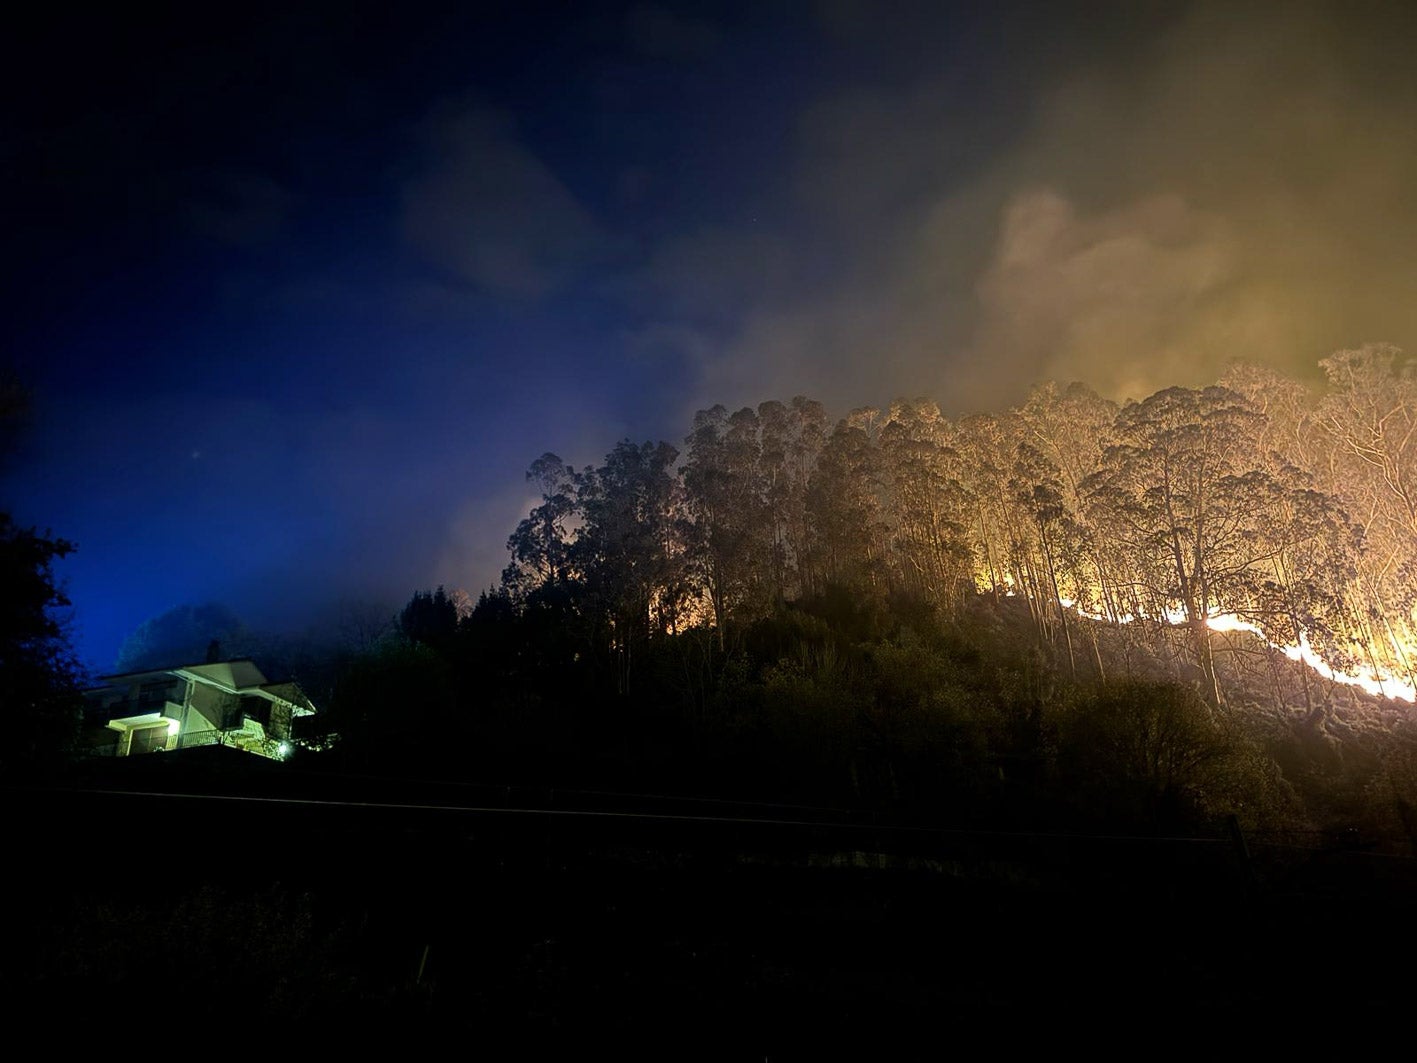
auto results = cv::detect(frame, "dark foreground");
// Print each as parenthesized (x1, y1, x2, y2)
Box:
(6, 753, 1414, 1052)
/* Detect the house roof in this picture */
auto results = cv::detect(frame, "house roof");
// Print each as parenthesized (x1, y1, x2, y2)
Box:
(90, 658, 317, 715)
(183, 659, 269, 689)
(99, 657, 265, 685)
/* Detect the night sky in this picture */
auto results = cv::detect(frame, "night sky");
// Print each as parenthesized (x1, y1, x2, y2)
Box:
(5, 1, 1416, 670)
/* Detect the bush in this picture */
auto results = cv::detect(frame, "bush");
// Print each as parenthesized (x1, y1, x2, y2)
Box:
(1054, 680, 1226, 828)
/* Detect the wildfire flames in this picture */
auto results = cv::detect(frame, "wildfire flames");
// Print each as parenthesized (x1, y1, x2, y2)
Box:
(1058, 598, 1417, 703)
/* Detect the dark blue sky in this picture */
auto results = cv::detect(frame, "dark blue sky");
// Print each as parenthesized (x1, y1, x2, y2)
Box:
(5, 1, 1416, 669)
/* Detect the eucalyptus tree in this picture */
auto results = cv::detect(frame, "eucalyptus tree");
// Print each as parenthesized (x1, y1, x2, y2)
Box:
(573, 440, 693, 693)
(502, 452, 579, 600)
(1015, 381, 1116, 510)
(682, 405, 773, 644)
(1315, 345, 1417, 682)
(1219, 362, 1380, 700)
(758, 396, 827, 600)
(877, 399, 972, 614)
(952, 411, 1042, 603)
(806, 412, 889, 595)
(1015, 382, 1122, 622)
(1318, 345, 1417, 539)
(1008, 441, 1080, 672)
(1082, 386, 1274, 704)
(1244, 465, 1363, 710)
(1219, 362, 1325, 477)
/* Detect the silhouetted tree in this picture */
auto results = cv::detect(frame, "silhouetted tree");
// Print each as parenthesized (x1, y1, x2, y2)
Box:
(399, 586, 460, 655)
(0, 514, 82, 773)
(0, 375, 81, 771)
(574, 440, 692, 693)
(759, 396, 827, 598)
(503, 453, 578, 600)
(878, 399, 972, 614)
(1055, 680, 1225, 827)
(682, 405, 773, 644)
(326, 636, 457, 769)
(806, 412, 887, 593)
(115, 602, 251, 672)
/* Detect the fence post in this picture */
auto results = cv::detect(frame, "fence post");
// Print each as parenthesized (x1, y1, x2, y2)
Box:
(1392, 798, 1417, 858)
(1227, 814, 1257, 893)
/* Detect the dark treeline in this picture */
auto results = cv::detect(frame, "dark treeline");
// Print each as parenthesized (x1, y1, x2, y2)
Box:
(316, 346, 1417, 841)
(0, 373, 82, 776)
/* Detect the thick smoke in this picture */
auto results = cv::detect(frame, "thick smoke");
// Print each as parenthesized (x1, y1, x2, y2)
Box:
(429, 2, 1417, 609)
(662, 1, 1417, 413)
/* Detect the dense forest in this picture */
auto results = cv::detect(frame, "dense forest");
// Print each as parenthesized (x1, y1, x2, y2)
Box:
(311, 344, 1417, 843)
(501, 344, 1417, 705)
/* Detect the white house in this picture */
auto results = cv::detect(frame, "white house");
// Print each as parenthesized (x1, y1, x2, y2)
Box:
(83, 659, 316, 760)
